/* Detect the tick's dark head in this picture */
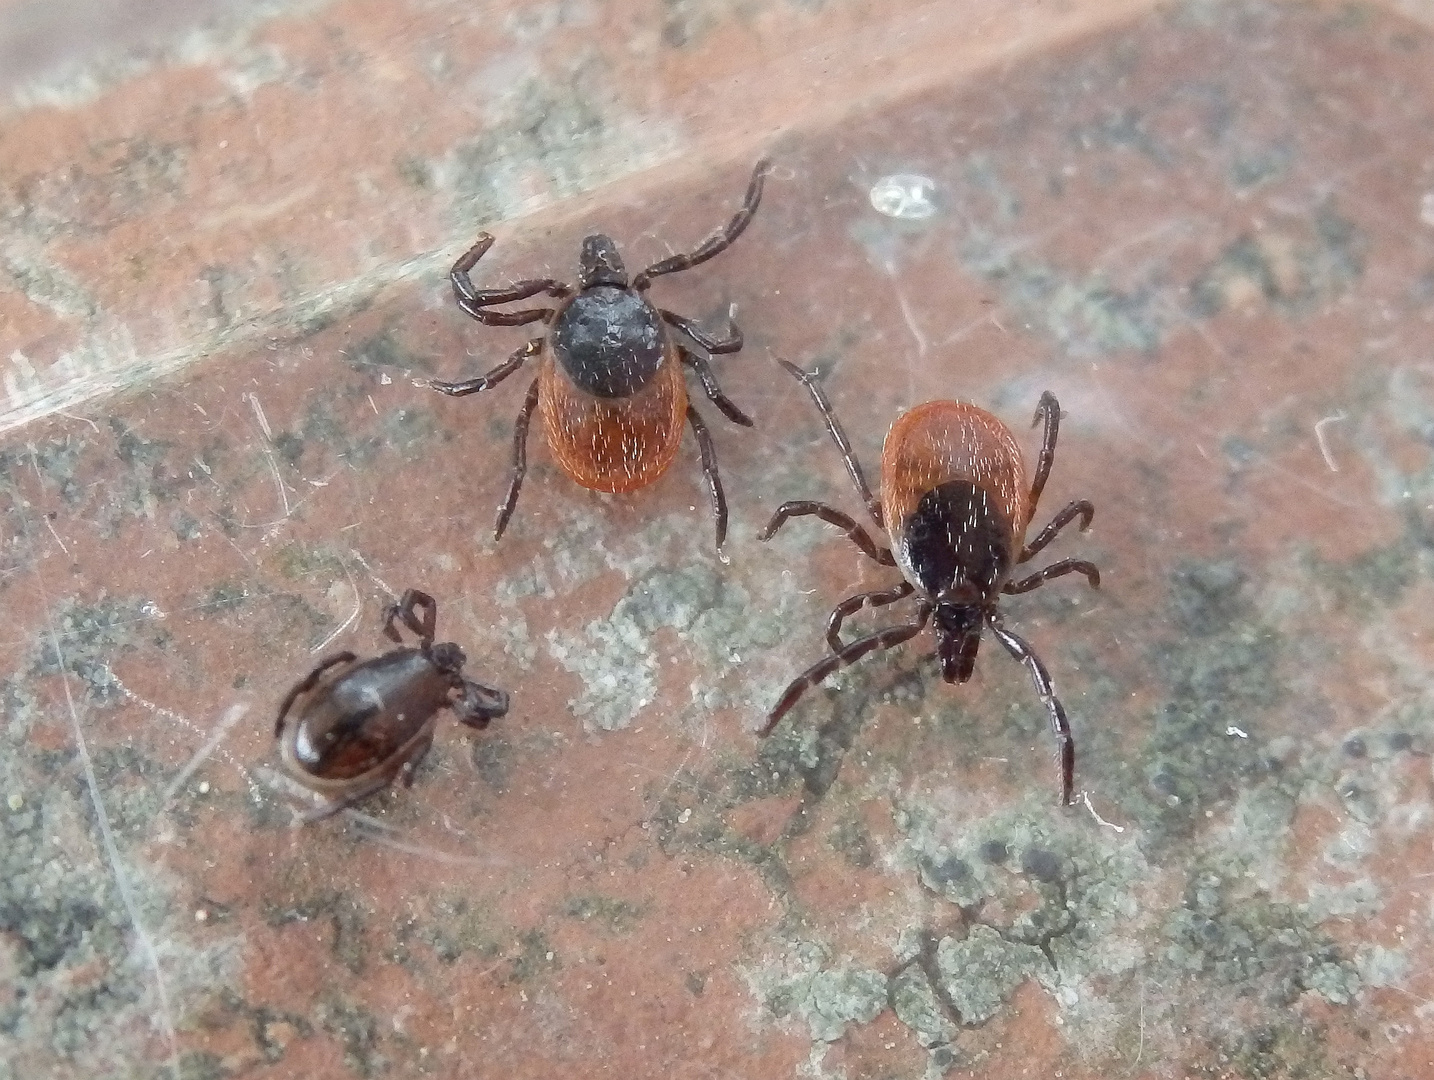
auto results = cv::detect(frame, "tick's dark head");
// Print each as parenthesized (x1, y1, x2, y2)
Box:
(579, 234, 628, 289)
(428, 641, 467, 676)
(933, 602, 984, 684)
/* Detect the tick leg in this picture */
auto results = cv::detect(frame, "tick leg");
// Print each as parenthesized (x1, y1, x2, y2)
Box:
(451, 234, 570, 326)
(1027, 391, 1061, 514)
(680, 346, 753, 427)
(382, 589, 438, 645)
(661, 309, 742, 354)
(1019, 498, 1093, 563)
(633, 158, 772, 290)
(826, 582, 915, 652)
(776, 359, 884, 527)
(1003, 559, 1100, 596)
(300, 772, 398, 823)
(987, 613, 1074, 807)
(275, 652, 357, 737)
(686, 405, 729, 554)
(431, 339, 541, 398)
(759, 501, 895, 566)
(761, 603, 932, 736)
(495, 376, 542, 540)
(452, 676, 511, 728)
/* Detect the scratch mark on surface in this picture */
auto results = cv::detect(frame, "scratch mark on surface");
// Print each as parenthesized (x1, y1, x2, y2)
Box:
(111, 671, 263, 805)
(312, 561, 362, 654)
(21, 462, 180, 1071)
(1314, 411, 1346, 472)
(158, 703, 251, 807)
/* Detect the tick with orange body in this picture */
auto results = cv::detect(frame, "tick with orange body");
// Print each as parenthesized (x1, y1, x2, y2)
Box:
(430, 160, 771, 552)
(761, 361, 1100, 805)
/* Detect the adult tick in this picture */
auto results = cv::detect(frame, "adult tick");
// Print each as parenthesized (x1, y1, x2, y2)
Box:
(760, 362, 1100, 805)
(431, 159, 772, 553)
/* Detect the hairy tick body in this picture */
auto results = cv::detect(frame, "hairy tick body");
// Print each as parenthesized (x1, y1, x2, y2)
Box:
(431, 161, 772, 552)
(761, 362, 1100, 805)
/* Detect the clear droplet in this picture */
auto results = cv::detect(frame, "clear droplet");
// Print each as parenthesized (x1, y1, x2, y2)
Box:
(869, 173, 939, 220)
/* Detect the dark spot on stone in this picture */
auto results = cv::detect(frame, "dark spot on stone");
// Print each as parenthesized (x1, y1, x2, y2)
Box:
(1387, 731, 1413, 752)
(1021, 847, 1064, 883)
(1341, 736, 1366, 758)
(1151, 770, 1178, 794)
(978, 839, 1009, 864)
(922, 853, 971, 886)
(685, 971, 706, 995)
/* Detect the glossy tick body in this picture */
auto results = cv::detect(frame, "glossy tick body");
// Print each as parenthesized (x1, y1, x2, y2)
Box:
(431, 159, 772, 553)
(275, 589, 509, 821)
(760, 361, 1100, 805)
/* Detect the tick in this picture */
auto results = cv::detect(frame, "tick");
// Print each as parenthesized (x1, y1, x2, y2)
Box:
(430, 159, 772, 553)
(759, 361, 1100, 805)
(275, 589, 509, 821)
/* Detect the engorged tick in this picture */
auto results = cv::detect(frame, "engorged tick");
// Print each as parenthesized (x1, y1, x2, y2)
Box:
(430, 159, 772, 553)
(275, 589, 509, 821)
(759, 361, 1101, 805)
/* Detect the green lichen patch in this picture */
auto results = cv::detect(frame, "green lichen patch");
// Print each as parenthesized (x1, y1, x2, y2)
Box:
(1189, 204, 1366, 317)
(935, 926, 1047, 1025)
(765, 965, 890, 1042)
(30, 595, 161, 705)
(561, 893, 645, 935)
(315, 995, 386, 1078)
(1162, 871, 1360, 1006)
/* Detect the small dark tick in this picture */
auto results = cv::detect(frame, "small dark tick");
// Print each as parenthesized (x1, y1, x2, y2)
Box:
(275, 589, 509, 821)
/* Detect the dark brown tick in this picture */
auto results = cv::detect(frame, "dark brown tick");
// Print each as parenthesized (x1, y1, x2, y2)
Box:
(760, 361, 1100, 805)
(430, 159, 772, 554)
(275, 589, 508, 821)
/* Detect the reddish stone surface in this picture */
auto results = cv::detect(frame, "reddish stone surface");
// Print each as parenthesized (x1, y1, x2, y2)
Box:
(5, 2, 1434, 1079)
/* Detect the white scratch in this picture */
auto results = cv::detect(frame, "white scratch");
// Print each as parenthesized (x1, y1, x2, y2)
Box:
(1081, 790, 1126, 832)
(311, 562, 361, 654)
(42, 512, 70, 556)
(1314, 411, 1346, 473)
(158, 703, 251, 807)
(112, 672, 262, 805)
(245, 391, 272, 440)
(21, 474, 179, 1071)
(1226, 725, 1249, 739)
(347, 547, 397, 601)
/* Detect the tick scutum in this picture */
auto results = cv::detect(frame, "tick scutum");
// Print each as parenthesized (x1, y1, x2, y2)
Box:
(897, 480, 1014, 602)
(550, 286, 665, 399)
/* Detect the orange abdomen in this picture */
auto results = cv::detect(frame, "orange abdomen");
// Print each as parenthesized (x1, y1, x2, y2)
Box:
(880, 400, 1030, 548)
(539, 348, 687, 494)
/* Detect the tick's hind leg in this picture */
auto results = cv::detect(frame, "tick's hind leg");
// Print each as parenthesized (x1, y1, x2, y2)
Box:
(825, 582, 915, 652)
(679, 346, 753, 427)
(299, 768, 403, 824)
(431, 339, 541, 398)
(1027, 392, 1062, 513)
(633, 159, 771, 290)
(662, 309, 742, 355)
(776, 360, 884, 527)
(451, 234, 570, 326)
(1003, 559, 1100, 596)
(762, 604, 932, 737)
(452, 676, 510, 728)
(494, 376, 543, 541)
(686, 405, 729, 555)
(1019, 499, 1093, 564)
(759, 501, 894, 566)
(986, 613, 1074, 807)
(275, 652, 357, 737)
(383, 589, 438, 645)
